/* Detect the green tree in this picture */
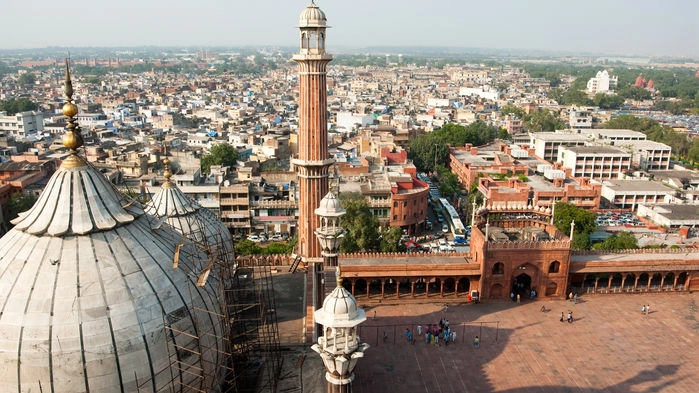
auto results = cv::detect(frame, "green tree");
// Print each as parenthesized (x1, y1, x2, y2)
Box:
(525, 109, 565, 132)
(593, 231, 638, 250)
(5, 192, 37, 227)
(552, 202, 597, 250)
(17, 72, 36, 85)
(560, 89, 593, 106)
(605, 115, 690, 158)
(234, 239, 261, 255)
(500, 105, 526, 119)
(379, 226, 406, 253)
(339, 192, 380, 253)
(593, 93, 625, 109)
(617, 86, 652, 101)
(0, 98, 39, 115)
(200, 143, 238, 175)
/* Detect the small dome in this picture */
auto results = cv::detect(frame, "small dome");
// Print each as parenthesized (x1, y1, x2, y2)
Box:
(299, 1, 327, 28)
(315, 191, 345, 217)
(145, 179, 235, 261)
(314, 284, 365, 328)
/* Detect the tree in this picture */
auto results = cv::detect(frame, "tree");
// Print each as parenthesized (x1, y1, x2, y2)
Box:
(593, 231, 638, 250)
(5, 192, 37, 227)
(17, 72, 36, 85)
(593, 93, 625, 109)
(200, 143, 238, 175)
(552, 202, 597, 250)
(525, 109, 565, 132)
(560, 89, 593, 106)
(379, 226, 406, 253)
(0, 98, 38, 115)
(617, 86, 652, 101)
(234, 239, 261, 255)
(338, 192, 380, 253)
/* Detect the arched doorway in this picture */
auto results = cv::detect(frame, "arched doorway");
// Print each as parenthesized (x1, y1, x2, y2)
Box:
(513, 273, 531, 299)
(457, 278, 470, 294)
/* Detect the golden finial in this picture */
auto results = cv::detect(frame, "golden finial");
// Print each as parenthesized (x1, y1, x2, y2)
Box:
(336, 265, 343, 288)
(61, 58, 83, 153)
(162, 143, 173, 185)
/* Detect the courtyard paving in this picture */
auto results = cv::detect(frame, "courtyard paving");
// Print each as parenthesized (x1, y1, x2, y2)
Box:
(277, 272, 699, 393)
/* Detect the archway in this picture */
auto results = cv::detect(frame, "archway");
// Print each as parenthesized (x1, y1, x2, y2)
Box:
(457, 278, 470, 293)
(490, 283, 505, 298)
(545, 281, 558, 296)
(513, 273, 531, 299)
(354, 279, 367, 297)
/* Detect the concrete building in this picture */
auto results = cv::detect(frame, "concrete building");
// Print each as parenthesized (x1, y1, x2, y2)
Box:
(601, 179, 676, 211)
(569, 107, 592, 130)
(0, 111, 44, 138)
(637, 203, 699, 228)
(529, 132, 588, 163)
(586, 70, 618, 93)
(557, 145, 632, 180)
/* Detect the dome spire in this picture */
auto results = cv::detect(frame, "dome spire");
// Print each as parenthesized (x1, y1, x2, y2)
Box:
(162, 144, 173, 186)
(61, 58, 85, 168)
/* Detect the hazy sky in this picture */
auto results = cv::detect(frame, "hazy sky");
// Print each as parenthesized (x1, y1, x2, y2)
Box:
(1, 0, 697, 57)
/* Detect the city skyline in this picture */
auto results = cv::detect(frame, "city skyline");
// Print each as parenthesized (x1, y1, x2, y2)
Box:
(1, 0, 697, 57)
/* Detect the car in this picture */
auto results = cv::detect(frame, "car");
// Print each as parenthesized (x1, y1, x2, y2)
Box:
(247, 235, 260, 242)
(269, 234, 282, 242)
(425, 220, 433, 230)
(281, 232, 290, 240)
(258, 233, 267, 242)
(442, 224, 449, 233)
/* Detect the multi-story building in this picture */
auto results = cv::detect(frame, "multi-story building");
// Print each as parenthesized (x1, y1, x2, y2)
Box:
(569, 107, 592, 130)
(0, 111, 44, 138)
(557, 145, 632, 180)
(601, 179, 676, 211)
(529, 132, 588, 163)
(219, 180, 252, 235)
(586, 70, 618, 93)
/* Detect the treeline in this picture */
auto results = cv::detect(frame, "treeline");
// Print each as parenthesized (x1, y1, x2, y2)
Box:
(522, 63, 698, 114)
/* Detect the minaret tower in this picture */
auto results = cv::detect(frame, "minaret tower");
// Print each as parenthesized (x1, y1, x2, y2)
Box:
(293, 1, 334, 262)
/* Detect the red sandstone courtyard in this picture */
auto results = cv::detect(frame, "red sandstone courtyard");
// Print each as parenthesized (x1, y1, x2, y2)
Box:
(291, 289, 699, 393)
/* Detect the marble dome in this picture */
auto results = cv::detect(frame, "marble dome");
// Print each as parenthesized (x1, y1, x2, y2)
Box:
(0, 67, 226, 392)
(299, 0, 327, 28)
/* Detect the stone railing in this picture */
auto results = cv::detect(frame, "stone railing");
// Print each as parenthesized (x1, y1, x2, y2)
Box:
(339, 252, 470, 259)
(487, 240, 571, 250)
(572, 247, 699, 256)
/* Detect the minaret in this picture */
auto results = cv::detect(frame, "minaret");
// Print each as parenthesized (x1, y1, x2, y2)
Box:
(293, 1, 334, 262)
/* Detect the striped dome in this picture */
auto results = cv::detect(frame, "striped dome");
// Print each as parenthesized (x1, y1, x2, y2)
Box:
(0, 157, 225, 392)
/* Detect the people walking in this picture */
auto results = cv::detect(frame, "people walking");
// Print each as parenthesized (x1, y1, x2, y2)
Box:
(560, 312, 564, 322)
(406, 328, 412, 344)
(473, 336, 480, 348)
(646, 304, 651, 315)
(573, 294, 578, 304)
(417, 324, 422, 336)
(642, 305, 646, 315)
(516, 293, 521, 304)
(569, 292, 574, 302)
(567, 311, 573, 323)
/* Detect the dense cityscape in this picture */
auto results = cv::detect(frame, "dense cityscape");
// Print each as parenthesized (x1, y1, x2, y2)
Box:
(1, 1, 699, 392)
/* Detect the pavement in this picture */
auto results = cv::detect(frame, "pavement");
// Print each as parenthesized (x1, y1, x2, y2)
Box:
(271, 270, 699, 393)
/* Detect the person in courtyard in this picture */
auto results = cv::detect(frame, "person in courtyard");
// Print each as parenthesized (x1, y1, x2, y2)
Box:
(573, 294, 578, 304)
(474, 336, 480, 348)
(642, 305, 646, 315)
(510, 292, 515, 301)
(406, 328, 412, 343)
(646, 304, 651, 315)
(560, 312, 564, 322)
(451, 330, 456, 343)
(516, 293, 521, 304)
(569, 292, 574, 302)
(417, 324, 422, 336)
(567, 311, 573, 323)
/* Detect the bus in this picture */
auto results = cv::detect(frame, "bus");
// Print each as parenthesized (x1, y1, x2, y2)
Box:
(438, 198, 468, 244)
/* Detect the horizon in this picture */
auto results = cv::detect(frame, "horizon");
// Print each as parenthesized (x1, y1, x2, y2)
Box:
(0, 1, 697, 58)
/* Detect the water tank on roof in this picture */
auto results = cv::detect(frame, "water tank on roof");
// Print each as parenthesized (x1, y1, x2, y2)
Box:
(544, 169, 565, 180)
(511, 149, 529, 158)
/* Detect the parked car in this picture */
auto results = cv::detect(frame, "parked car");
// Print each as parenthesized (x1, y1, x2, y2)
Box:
(442, 224, 449, 233)
(247, 235, 260, 242)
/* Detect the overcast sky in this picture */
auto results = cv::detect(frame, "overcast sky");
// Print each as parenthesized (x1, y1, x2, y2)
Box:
(1, 0, 697, 57)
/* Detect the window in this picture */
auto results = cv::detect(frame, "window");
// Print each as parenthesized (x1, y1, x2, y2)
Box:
(549, 261, 560, 273)
(492, 262, 504, 275)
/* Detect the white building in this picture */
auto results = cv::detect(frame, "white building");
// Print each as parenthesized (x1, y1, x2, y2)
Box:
(587, 70, 618, 94)
(0, 111, 44, 138)
(459, 87, 499, 101)
(557, 145, 632, 179)
(569, 107, 592, 130)
(336, 111, 374, 132)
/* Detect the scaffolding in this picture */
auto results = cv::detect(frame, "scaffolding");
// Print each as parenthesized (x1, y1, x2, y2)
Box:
(115, 172, 282, 393)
